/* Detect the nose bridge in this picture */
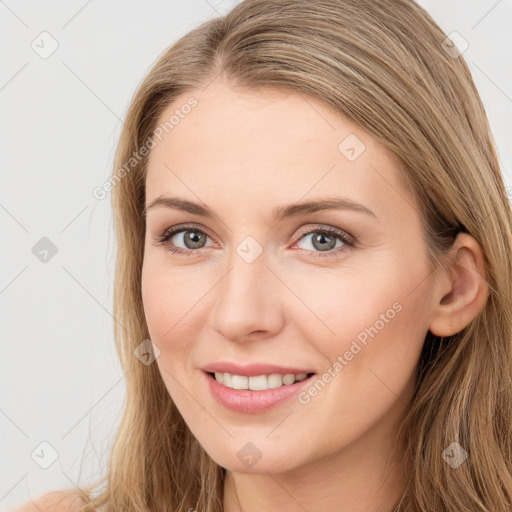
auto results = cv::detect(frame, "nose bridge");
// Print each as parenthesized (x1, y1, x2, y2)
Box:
(221, 231, 269, 295)
(211, 238, 282, 341)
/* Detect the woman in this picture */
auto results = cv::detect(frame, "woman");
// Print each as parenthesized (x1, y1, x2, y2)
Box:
(18, 0, 512, 510)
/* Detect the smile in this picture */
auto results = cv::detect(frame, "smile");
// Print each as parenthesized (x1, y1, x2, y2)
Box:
(211, 371, 313, 390)
(203, 370, 317, 414)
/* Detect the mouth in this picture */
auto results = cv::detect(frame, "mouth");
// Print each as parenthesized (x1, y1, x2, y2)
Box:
(205, 370, 316, 390)
(202, 370, 317, 414)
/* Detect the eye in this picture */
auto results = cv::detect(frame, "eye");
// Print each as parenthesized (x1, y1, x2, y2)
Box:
(153, 223, 214, 256)
(153, 223, 356, 257)
(293, 225, 355, 257)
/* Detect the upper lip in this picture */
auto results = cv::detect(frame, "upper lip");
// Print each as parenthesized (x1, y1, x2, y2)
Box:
(201, 362, 315, 377)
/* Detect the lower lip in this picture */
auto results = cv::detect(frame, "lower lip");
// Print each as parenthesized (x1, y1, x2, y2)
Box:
(203, 371, 316, 414)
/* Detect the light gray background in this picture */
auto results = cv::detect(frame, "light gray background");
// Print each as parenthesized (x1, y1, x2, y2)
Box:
(1, 1, 511, 510)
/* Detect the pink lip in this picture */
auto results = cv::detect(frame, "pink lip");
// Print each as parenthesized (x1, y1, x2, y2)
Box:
(201, 361, 315, 377)
(202, 370, 316, 414)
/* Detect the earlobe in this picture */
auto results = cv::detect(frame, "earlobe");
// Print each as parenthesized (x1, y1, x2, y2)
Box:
(429, 233, 489, 337)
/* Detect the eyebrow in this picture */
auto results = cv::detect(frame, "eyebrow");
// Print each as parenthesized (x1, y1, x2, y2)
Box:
(143, 195, 377, 221)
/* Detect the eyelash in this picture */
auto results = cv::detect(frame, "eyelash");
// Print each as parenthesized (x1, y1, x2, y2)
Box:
(154, 222, 356, 258)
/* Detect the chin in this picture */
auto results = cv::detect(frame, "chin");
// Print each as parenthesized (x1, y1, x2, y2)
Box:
(201, 439, 304, 475)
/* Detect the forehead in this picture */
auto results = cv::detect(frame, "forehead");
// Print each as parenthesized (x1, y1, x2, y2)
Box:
(145, 81, 412, 220)
(150, 82, 364, 160)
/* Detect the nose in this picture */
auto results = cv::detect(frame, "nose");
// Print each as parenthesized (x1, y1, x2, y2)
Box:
(210, 249, 285, 343)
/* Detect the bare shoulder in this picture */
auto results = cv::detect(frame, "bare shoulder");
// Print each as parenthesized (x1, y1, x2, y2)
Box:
(13, 491, 86, 512)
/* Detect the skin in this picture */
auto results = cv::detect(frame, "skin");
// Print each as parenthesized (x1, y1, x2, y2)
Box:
(141, 80, 489, 512)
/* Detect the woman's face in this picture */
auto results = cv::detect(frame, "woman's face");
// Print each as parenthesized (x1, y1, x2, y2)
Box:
(141, 81, 436, 474)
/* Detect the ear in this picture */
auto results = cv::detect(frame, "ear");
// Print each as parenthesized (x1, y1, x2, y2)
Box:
(429, 232, 489, 337)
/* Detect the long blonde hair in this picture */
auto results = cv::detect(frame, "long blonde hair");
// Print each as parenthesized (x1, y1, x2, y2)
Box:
(74, 1, 512, 510)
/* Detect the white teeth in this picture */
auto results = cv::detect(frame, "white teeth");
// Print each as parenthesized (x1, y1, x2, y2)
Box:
(231, 375, 249, 389)
(282, 374, 296, 385)
(212, 371, 310, 390)
(249, 375, 268, 390)
(267, 374, 284, 389)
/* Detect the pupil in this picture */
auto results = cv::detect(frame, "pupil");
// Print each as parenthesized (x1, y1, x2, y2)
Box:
(185, 231, 205, 249)
(313, 233, 335, 251)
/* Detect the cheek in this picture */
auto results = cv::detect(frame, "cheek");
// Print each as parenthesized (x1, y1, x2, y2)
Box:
(141, 258, 207, 355)
(141, 261, 207, 407)
(287, 250, 431, 398)
(281, 257, 423, 349)
(292, 282, 428, 455)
